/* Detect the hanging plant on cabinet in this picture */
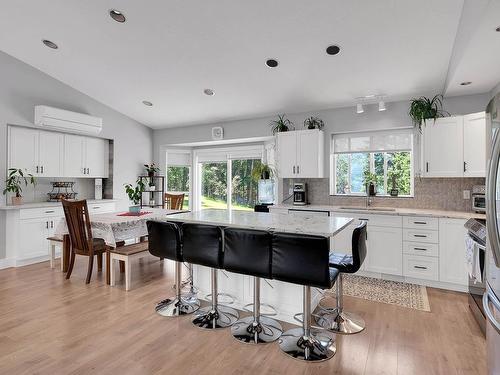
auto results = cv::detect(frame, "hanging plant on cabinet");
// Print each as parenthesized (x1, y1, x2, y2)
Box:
(303, 116, 325, 130)
(270, 114, 294, 135)
(408, 94, 449, 132)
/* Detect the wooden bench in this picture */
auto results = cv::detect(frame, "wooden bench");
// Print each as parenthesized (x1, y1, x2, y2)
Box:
(47, 236, 63, 270)
(109, 241, 150, 291)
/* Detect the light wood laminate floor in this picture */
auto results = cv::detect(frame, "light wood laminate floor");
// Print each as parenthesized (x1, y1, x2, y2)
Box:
(0, 256, 486, 375)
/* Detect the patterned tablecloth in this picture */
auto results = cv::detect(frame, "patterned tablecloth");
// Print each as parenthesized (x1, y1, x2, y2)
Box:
(54, 208, 183, 247)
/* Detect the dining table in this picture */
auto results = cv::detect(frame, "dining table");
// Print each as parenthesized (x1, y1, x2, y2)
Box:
(54, 207, 183, 284)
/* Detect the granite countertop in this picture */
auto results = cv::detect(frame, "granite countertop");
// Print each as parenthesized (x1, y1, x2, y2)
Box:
(0, 199, 119, 210)
(167, 209, 353, 236)
(271, 204, 486, 220)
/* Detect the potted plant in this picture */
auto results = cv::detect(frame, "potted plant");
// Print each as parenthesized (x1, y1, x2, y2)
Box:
(363, 171, 377, 196)
(124, 179, 145, 213)
(409, 94, 449, 131)
(303, 116, 325, 130)
(251, 163, 275, 182)
(3, 168, 36, 205)
(270, 114, 294, 135)
(144, 163, 160, 178)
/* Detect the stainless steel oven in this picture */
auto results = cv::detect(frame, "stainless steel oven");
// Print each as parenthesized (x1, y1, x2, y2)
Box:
(472, 185, 486, 213)
(465, 218, 487, 334)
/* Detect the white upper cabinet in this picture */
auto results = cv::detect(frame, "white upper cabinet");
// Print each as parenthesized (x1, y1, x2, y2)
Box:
(63, 134, 86, 177)
(9, 127, 63, 177)
(85, 136, 108, 178)
(8, 126, 108, 179)
(421, 112, 486, 178)
(422, 117, 464, 177)
(277, 129, 324, 178)
(38, 131, 64, 177)
(9, 126, 39, 175)
(463, 112, 486, 177)
(63, 134, 108, 178)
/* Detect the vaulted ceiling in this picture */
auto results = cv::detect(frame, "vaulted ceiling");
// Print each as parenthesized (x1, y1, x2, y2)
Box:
(0, 0, 499, 128)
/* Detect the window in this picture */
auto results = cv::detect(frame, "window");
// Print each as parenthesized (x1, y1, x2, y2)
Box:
(331, 130, 413, 196)
(194, 146, 264, 210)
(166, 150, 191, 209)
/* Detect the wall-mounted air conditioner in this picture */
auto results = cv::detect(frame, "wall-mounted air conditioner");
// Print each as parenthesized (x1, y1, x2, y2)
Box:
(34, 105, 103, 135)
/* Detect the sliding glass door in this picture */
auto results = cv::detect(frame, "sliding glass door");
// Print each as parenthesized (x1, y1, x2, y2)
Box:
(194, 146, 264, 211)
(200, 162, 228, 209)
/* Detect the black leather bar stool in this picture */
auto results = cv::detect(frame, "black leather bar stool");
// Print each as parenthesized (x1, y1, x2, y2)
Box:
(272, 232, 339, 362)
(223, 228, 283, 344)
(182, 223, 239, 329)
(316, 221, 368, 334)
(147, 220, 200, 317)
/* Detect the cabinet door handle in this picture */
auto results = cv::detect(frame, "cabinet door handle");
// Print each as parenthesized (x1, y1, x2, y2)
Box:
(426, 162, 429, 173)
(413, 221, 427, 225)
(45, 210, 55, 214)
(87, 168, 90, 175)
(414, 247, 427, 251)
(414, 265, 427, 270)
(414, 234, 427, 238)
(297, 165, 300, 174)
(293, 166, 296, 174)
(93, 206, 101, 209)
(358, 218, 369, 221)
(41, 166, 44, 174)
(36, 166, 39, 173)
(464, 161, 467, 173)
(50, 221, 54, 228)
(46, 221, 49, 229)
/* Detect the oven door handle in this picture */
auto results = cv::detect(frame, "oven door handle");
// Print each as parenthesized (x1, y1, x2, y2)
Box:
(483, 284, 500, 334)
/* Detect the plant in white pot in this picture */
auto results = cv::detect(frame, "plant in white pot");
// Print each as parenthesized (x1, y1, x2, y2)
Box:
(124, 179, 145, 213)
(3, 168, 36, 205)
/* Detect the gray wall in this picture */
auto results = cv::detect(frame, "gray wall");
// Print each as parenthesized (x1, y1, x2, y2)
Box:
(0, 51, 153, 210)
(153, 92, 491, 176)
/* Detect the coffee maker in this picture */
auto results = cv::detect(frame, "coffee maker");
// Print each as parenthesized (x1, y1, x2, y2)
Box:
(293, 183, 307, 205)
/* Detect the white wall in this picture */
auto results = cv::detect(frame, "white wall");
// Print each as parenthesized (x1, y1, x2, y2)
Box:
(0, 51, 153, 210)
(154, 93, 491, 176)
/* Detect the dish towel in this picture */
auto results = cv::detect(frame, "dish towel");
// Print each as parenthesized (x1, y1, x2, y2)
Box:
(465, 234, 482, 283)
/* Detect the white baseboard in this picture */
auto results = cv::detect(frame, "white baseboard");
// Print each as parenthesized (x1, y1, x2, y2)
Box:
(0, 258, 15, 269)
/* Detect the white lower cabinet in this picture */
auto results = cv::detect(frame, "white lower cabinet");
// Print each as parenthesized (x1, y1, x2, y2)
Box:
(365, 225, 403, 276)
(439, 218, 468, 287)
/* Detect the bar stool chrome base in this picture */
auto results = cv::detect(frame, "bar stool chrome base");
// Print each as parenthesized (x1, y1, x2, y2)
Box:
(155, 297, 200, 317)
(278, 327, 336, 362)
(231, 316, 283, 344)
(315, 309, 365, 334)
(192, 305, 239, 329)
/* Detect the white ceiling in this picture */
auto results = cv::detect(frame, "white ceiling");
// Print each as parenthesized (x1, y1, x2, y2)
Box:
(0, 0, 499, 129)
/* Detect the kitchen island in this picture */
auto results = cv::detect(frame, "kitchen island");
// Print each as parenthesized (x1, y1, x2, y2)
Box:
(165, 209, 353, 324)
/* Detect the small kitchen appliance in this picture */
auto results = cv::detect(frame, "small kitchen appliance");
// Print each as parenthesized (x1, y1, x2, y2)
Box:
(95, 178, 103, 200)
(472, 185, 486, 213)
(293, 183, 307, 206)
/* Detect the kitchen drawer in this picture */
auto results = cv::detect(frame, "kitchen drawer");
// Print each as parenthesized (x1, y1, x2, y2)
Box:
(332, 212, 402, 227)
(19, 207, 63, 220)
(403, 254, 439, 281)
(403, 241, 439, 257)
(403, 228, 438, 244)
(403, 216, 439, 230)
(88, 202, 115, 213)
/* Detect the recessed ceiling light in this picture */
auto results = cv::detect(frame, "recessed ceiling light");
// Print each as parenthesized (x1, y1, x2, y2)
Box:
(109, 9, 126, 23)
(204, 89, 215, 96)
(326, 45, 341, 56)
(266, 59, 279, 68)
(42, 39, 58, 49)
(142, 100, 153, 106)
(460, 81, 472, 86)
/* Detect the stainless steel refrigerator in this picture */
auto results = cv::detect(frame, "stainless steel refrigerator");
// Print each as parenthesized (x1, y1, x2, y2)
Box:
(485, 92, 500, 375)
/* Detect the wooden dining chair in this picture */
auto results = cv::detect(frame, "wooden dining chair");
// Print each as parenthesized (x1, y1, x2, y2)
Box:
(165, 193, 185, 210)
(62, 199, 108, 284)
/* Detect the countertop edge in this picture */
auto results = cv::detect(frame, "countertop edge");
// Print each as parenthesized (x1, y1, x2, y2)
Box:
(0, 199, 119, 211)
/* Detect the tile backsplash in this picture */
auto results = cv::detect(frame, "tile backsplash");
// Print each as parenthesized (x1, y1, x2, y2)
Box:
(282, 177, 485, 212)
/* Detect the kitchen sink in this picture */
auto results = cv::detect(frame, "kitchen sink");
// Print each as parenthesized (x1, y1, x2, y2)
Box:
(338, 206, 396, 212)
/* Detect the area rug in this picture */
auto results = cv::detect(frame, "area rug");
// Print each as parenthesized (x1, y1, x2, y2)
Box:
(339, 274, 431, 312)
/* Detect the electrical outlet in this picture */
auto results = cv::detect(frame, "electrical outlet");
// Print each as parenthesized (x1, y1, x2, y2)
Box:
(463, 190, 471, 200)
